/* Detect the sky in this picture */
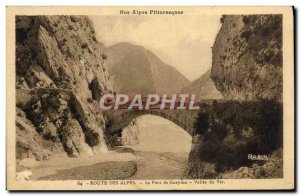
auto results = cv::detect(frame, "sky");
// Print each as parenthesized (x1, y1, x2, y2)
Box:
(90, 15, 222, 81)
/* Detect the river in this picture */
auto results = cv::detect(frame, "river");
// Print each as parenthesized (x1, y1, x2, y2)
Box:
(127, 115, 192, 179)
(128, 151, 189, 180)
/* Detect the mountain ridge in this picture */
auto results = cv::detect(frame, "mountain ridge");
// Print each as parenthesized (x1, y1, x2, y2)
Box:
(181, 68, 222, 100)
(104, 42, 190, 95)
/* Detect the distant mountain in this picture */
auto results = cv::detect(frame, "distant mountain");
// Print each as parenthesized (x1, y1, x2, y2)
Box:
(181, 69, 223, 100)
(103, 42, 190, 95)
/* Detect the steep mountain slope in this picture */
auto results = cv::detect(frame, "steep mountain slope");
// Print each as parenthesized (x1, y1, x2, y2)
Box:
(16, 16, 112, 160)
(104, 43, 190, 94)
(181, 69, 222, 100)
(187, 15, 283, 179)
(211, 15, 282, 100)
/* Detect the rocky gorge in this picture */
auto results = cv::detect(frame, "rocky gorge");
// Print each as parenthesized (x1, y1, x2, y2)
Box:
(15, 15, 283, 180)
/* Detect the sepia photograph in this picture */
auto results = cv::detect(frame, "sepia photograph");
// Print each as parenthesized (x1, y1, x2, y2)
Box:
(6, 6, 294, 191)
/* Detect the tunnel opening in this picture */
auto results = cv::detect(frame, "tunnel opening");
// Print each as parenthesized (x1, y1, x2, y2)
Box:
(88, 78, 102, 101)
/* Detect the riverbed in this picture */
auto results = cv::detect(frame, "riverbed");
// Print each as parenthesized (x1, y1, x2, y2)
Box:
(128, 151, 189, 180)
(19, 115, 192, 180)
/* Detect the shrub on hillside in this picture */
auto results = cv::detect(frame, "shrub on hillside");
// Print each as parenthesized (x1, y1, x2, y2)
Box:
(192, 100, 282, 172)
(85, 131, 100, 147)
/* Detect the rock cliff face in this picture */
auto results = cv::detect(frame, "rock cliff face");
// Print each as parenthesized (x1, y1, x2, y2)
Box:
(107, 120, 140, 147)
(119, 120, 140, 146)
(211, 15, 282, 100)
(187, 15, 283, 179)
(16, 16, 113, 160)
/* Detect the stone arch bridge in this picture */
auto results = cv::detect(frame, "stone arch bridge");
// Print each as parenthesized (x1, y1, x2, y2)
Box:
(104, 99, 282, 141)
(104, 100, 217, 136)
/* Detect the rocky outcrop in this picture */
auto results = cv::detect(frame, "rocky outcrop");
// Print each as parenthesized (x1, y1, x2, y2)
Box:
(120, 121, 140, 146)
(211, 15, 282, 100)
(221, 149, 283, 179)
(107, 120, 140, 147)
(16, 106, 63, 161)
(16, 16, 112, 160)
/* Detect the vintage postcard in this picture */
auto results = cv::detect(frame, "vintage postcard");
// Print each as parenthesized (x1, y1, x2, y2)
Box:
(6, 6, 294, 190)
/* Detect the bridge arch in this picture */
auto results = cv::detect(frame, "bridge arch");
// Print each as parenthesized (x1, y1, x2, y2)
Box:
(105, 110, 200, 136)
